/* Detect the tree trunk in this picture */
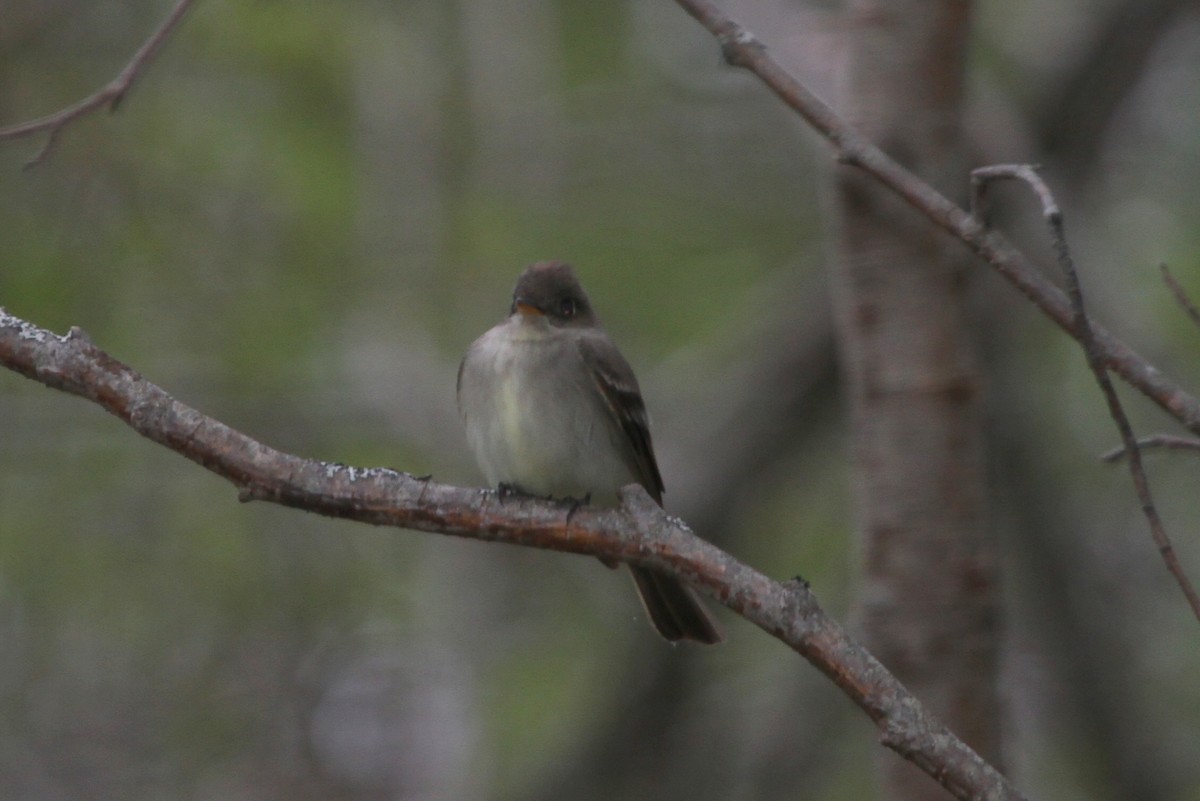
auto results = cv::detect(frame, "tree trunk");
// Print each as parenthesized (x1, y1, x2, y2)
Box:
(830, 2, 1004, 798)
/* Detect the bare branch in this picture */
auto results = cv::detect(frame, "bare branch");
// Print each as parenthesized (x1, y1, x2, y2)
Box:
(0, 0, 196, 168)
(1102, 434, 1200, 463)
(1160, 263, 1200, 330)
(669, 0, 1200, 438)
(970, 164, 1200, 623)
(971, 164, 1052, 220)
(0, 308, 1029, 801)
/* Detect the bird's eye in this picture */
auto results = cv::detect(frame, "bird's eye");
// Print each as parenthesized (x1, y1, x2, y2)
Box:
(559, 297, 577, 318)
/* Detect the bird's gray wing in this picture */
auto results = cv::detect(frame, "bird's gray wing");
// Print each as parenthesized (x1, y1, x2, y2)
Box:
(575, 331, 665, 504)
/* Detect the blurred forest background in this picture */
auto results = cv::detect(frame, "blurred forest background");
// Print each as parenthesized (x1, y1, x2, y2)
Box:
(2, 1, 1200, 799)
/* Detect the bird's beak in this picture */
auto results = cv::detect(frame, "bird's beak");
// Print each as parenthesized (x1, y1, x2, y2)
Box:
(514, 299, 544, 317)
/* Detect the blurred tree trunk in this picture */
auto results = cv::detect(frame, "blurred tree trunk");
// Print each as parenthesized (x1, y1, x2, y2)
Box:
(829, 1, 1004, 798)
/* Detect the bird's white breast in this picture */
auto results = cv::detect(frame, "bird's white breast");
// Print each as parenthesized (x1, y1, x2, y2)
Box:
(458, 318, 635, 502)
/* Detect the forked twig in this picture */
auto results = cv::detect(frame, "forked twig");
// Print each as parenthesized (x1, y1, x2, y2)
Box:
(672, 0, 1200, 443)
(972, 164, 1200, 623)
(0, 0, 196, 168)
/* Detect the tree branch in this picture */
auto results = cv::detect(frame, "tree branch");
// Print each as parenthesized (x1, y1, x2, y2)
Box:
(0, 0, 196, 168)
(971, 164, 1200, 623)
(0, 308, 1028, 801)
(669, 0, 1200, 438)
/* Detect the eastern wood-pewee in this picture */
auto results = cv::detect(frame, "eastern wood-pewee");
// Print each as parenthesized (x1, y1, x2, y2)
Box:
(457, 261, 723, 644)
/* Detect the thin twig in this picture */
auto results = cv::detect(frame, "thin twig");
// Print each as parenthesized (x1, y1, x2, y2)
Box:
(970, 163, 1047, 220)
(0, 0, 197, 168)
(1102, 434, 1200, 463)
(0, 308, 1029, 801)
(1160, 263, 1200, 330)
(971, 165, 1200, 623)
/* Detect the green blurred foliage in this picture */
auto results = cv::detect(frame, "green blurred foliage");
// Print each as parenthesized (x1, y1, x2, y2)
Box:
(2, 1, 1200, 800)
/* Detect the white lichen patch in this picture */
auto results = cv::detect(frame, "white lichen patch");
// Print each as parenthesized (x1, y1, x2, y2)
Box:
(733, 28, 759, 46)
(665, 515, 694, 534)
(322, 462, 405, 483)
(0, 309, 61, 344)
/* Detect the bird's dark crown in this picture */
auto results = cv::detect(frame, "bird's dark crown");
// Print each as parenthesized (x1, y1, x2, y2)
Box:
(510, 261, 598, 327)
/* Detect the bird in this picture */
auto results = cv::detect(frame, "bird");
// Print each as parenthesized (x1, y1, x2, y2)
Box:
(456, 261, 723, 644)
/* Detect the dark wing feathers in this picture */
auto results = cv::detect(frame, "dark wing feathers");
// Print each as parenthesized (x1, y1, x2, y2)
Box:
(575, 333, 665, 503)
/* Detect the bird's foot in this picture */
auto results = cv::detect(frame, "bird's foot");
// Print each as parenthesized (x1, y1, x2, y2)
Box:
(496, 482, 524, 501)
(564, 492, 592, 523)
